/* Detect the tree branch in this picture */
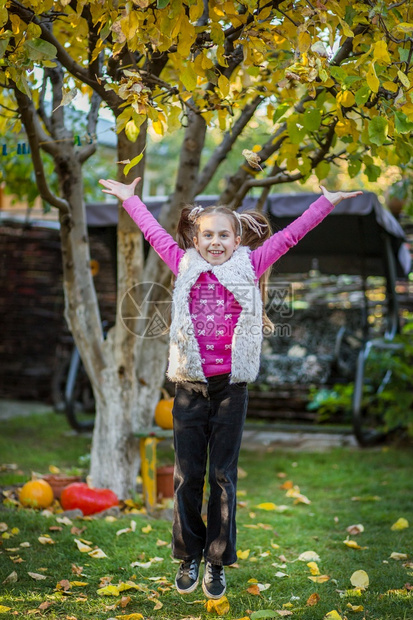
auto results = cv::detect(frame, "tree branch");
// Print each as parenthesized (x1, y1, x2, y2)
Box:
(13, 85, 70, 213)
(78, 90, 101, 164)
(195, 95, 264, 195)
(8, 0, 121, 110)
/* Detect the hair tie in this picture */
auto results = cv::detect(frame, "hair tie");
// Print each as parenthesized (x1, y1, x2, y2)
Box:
(239, 213, 269, 237)
(188, 205, 204, 222)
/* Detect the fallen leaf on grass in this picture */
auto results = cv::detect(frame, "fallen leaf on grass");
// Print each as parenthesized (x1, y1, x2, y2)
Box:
(346, 602, 364, 611)
(152, 599, 163, 610)
(307, 561, 320, 575)
(346, 524, 364, 535)
(308, 575, 330, 583)
(141, 524, 152, 534)
(251, 610, 278, 618)
(156, 539, 169, 547)
(2, 571, 17, 584)
(205, 596, 230, 615)
(237, 549, 250, 559)
(115, 614, 144, 620)
(89, 548, 108, 558)
(275, 612, 293, 617)
(116, 520, 137, 536)
(28, 572, 47, 580)
(247, 584, 261, 595)
(391, 518, 409, 530)
(343, 538, 367, 550)
(324, 612, 342, 619)
(298, 550, 320, 562)
(256, 502, 277, 511)
(0, 606, 11, 614)
(71, 564, 84, 575)
(120, 596, 131, 608)
(306, 592, 320, 606)
(285, 486, 311, 504)
(38, 536, 55, 545)
(390, 551, 408, 560)
(274, 571, 289, 578)
(350, 570, 369, 589)
(74, 539, 92, 552)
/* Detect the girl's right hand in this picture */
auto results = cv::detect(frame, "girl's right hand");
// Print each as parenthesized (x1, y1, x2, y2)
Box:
(98, 177, 141, 201)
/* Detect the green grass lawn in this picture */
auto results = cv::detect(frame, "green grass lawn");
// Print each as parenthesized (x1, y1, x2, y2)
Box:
(0, 411, 412, 620)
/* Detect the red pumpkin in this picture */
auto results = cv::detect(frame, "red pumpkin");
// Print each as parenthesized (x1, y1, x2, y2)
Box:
(60, 482, 119, 516)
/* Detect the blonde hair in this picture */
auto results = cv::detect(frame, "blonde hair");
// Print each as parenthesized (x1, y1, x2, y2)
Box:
(176, 204, 275, 334)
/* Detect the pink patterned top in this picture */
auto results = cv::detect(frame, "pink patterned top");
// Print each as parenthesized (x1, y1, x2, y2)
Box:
(123, 195, 334, 378)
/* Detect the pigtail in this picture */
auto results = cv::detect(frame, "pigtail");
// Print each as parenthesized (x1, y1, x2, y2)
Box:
(176, 206, 197, 250)
(239, 210, 275, 335)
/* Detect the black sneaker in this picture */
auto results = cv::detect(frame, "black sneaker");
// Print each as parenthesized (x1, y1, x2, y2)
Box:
(202, 561, 226, 599)
(175, 557, 201, 594)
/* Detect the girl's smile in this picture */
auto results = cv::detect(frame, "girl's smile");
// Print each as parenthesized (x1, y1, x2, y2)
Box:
(193, 214, 241, 265)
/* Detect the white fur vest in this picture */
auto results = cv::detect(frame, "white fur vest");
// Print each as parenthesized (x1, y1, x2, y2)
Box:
(167, 246, 263, 384)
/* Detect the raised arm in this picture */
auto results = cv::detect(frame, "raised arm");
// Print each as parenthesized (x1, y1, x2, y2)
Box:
(99, 178, 184, 275)
(251, 186, 363, 279)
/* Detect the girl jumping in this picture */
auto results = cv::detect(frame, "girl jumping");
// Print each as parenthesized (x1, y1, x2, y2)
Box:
(99, 177, 362, 599)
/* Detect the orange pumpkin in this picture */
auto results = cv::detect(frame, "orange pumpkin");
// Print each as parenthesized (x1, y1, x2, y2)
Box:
(19, 479, 54, 509)
(154, 388, 174, 429)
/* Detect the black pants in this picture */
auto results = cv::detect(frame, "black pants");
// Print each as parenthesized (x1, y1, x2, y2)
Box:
(172, 373, 248, 566)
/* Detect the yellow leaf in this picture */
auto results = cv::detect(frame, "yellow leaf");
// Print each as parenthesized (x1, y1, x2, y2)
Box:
(152, 599, 163, 610)
(48, 465, 60, 474)
(74, 539, 92, 553)
(298, 31, 311, 53)
(256, 502, 277, 511)
(308, 574, 330, 583)
(70, 581, 88, 587)
(218, 74, 230, 98)
(391, 518, 409, 531)
(366, 63, 380, 93)
(343, 539, 367, 550)
(180, 64, 197, 92)
(142, 524, 152, 534)
(350, 570, 369, 589)
(237, 549, 250, 559)
(115, 615, 144, 620)
(347, 603, 364, 612)
(88, 548, 108, 558)
(397, 71, 411, 89)
(390, 551, 408, 560)
(97, 584, 120, 596)
(38, 536, 55, 545)
(324, 612, 343, 620)
(382, 81, 398, 93)
(0, 606, 11, 614)
(337, 90, 355, 107)
(373, 40, 391, 64)
(307, 561, 320, 575)
(205, 596, 230, 615)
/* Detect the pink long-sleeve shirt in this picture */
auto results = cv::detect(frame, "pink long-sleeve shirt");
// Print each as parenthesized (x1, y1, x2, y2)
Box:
(123, 195, 334, 378)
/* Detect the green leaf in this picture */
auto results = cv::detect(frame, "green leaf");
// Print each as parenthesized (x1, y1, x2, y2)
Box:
(124, 153, 144, 176)
(273, 103, 289, 123)
(368, 116, 388, 146)
(302, 108, 322, 131)
(355, 85, 370, 106)
(287, 116, 307, 144)
(251, 611, 279, 619)
(0, 37, 10, 60)
(394, 111, 413, 134)
(23, 39, 57, 61)
(330, 66, 347, 83)
(398, 46, 409, 63)
(157, 0, 170, 7)
(364, 163, 381, 182)
(125, 120, 140, 143)
(348, 157, 362, 178)
(315, 160, 330, 181)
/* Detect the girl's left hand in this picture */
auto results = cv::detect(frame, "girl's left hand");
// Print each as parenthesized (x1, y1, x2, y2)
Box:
(320, 185, 363, 206)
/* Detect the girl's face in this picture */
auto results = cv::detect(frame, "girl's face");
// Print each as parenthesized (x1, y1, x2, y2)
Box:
(193, 213, 241, 265)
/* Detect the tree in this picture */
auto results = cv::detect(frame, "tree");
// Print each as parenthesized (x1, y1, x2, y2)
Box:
(2, 0, 413, 496)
